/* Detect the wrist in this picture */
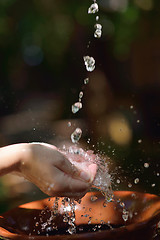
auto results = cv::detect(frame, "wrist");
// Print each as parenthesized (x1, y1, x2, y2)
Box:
(0, 143, 31, 176)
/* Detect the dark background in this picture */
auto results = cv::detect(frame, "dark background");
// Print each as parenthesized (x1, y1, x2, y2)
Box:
(0, 0, 159, 213)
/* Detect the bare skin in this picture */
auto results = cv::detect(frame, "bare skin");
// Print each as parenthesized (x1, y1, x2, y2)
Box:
(0, 142, 97, 198)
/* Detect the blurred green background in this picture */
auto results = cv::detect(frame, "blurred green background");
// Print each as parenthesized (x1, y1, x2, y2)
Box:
(0, 0, 159, 213)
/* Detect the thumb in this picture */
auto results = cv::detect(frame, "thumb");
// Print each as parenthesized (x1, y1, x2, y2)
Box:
(74, 163, 97, 183)
(87, 163, 97, 182)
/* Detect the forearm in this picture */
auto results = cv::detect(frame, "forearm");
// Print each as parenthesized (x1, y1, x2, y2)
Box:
(0, 143, 30, 176)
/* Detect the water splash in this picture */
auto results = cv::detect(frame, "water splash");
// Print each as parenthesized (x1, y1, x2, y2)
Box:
(62, 146, 112, 203)
(61, 197, 76, 234)
(34, 197, 59, 235)
(96, 16, 99, 21)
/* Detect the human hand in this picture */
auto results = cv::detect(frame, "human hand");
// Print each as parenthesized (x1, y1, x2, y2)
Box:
(19, 143, 97, 198)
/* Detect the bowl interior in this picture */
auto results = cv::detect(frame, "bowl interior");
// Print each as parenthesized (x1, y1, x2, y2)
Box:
(0, 191, 160, 239)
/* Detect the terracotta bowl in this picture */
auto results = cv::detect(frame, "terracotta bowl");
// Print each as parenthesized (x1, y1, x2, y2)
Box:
(0, 191, 160, 240)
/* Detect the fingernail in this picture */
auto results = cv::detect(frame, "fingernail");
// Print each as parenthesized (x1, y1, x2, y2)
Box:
(80, 171, 91, 182)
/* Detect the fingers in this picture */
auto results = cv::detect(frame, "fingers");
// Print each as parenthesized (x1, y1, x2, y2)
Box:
(53, 151, 93, 183)
(43, 163, 98, 198)
(28, 142, 98, 198)
(45, 167, 91, 197)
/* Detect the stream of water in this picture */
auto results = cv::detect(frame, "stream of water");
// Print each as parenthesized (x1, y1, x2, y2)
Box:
(33, 0, 129, 235)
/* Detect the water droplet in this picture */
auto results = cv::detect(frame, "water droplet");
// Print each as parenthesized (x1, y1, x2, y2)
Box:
(134, 178, 139, 184)
(103, 201, 107, 207)
(128, 183, 132, 188)
(88, 219, 91, 224)
(79, 91, 83, 99)
(122, 214, 129, 222)
(88, 3, 99, 14)
(83, 56, 95, 72)
(46, 226, 52, 232)
(116, 179, 120, 184)
(130, 105, 133, 109)
(72, 102, 82, 114)
(68, 121, 71, 127)
(152, 183, 155, 187)
(84, 77, 89, 84)
(120, 202, 125, 207)
(35, 222, 39, 227)
(96, 15, 99, 21)
(63, 216, 68, 223)
(144, 162, 149, 168)
(105, 195, 113, 203)
(92, 226, 97, 231)
(91, 195, 98, 201)
(67, 226, 76, 235)
(157, 173, 160, 176)
(95, 23, 102, 30)
(79, 227, 84, 231)
(94, 29, 102, 38)
(138, 139, 142, 143)
(137, 119, 140, 123)
(71, 128, 82, 143)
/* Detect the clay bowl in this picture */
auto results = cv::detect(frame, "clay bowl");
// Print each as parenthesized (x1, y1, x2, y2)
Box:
(0, 191, 160, 240)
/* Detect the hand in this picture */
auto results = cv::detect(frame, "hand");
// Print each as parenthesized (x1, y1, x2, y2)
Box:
(19, 143, 97, 198)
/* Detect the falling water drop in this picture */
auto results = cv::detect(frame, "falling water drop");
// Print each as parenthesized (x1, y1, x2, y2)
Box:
(72, 102, 82, 114)
(84, 77, 89, 84)
(94, 29, 102, 38)
(134, 178, 139, 184)
(144, 162, 149, 168)
(68, 122, 71, 127)
(138, 139, 142, 144)
(79, 91, 83, 99)
(94, 23, 102, 38)
(91, 196, 98, 202)
(122, 213, 129, 222)
(71, 128, 82, 143)
(88, 3, 99, 14)
(116, 179, 120, 184)
(83, 56, 95, 72)
(128, 183, 132, 188)
(96, 15, 99, 21)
